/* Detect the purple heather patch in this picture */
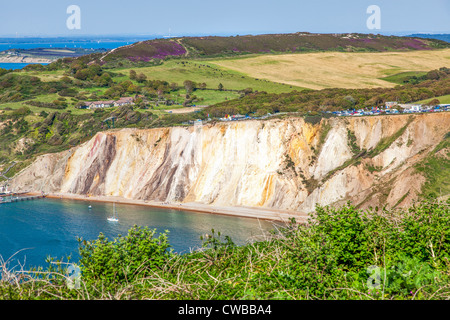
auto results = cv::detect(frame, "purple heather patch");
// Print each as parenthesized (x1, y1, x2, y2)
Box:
(402, 39, 427, 50)
(126, 41, 186, 61)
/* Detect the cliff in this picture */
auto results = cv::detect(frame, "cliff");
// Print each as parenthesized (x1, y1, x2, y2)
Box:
(10, 113, 450, 213)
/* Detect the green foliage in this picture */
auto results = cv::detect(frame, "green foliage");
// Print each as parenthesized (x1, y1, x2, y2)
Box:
(1, 200, 449, 300)
(77, 225, 172, 288)
(347, 129, 360, 155)
(207, 75, 450, 115)
(368, 117, 413, 157)
(415, 133, 450, 199)
(382, 255, 440, 296)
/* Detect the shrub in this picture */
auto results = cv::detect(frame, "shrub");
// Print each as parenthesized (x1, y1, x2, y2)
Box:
(77, 226, 173, 288)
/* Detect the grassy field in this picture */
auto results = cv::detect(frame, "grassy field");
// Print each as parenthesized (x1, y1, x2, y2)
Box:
(19, 69, 67, 82)
(416, 94, 450, 104)
(206, 49, 450, 90)
(115, 59, 303, 93)
(0, 95, 94, 116)
(381, 71, 429, 84)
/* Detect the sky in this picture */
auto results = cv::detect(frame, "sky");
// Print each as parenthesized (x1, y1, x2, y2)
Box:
(0, 0, 448, 37)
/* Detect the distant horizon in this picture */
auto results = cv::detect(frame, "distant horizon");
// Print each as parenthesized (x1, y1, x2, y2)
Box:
(0, 30, 449, 40)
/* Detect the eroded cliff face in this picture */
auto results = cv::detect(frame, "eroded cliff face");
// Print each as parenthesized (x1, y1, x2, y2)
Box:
(10, 113, 450, 213)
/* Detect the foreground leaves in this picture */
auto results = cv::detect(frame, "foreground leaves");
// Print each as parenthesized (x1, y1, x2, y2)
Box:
(1, 199, 449, 300)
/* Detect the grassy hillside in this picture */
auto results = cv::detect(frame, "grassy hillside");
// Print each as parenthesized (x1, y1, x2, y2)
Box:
(87, 33, 449, 65)
(115, 60, 302, 93)
(416, 94, 450, 105)
(381, 71, 429, 85)
(205, 72, 450, 116)
(415, 132, 450, 199)
(206, 49, 450, 89)
(181, 33, 449, 57)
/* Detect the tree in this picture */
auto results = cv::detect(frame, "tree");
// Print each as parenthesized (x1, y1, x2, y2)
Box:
(136, 73, 147, 83)
(218, 83, 224, 91)
(427, 99, 440, 106)
(183, 80, 196, 94)
(127, 84, 140, 94)
(129, 70, 137, 80)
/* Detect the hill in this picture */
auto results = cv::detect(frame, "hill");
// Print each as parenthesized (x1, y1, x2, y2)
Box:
(206, 49, 450, 90)
(408, 34, 450, 43)
(80, 32, 450, 66)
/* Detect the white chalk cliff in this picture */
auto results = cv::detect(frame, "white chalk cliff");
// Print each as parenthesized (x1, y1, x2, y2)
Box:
(10, 113, 450, 213)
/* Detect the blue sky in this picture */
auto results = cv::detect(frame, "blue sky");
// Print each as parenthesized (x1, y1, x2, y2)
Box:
(0, 0, 448, 37)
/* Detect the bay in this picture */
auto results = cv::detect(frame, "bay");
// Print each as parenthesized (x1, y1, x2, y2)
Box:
(0, 40, 141, 52)
(0, 38, 154, 69)
(0, 198, 276, 269)
(0, 63, 49, 70)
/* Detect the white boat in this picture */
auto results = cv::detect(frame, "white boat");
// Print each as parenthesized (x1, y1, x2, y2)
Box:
(107, 203, 119, 222)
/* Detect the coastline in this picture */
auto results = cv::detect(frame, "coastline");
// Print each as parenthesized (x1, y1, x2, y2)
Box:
(29, 192, 308, 223)
(0, 55, 52, 64)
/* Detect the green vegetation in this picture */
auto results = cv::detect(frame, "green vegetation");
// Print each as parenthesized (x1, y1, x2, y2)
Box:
(415, 132, 450, 199)
(0, 105, 201, 173)
(1, 63, 448, 178)
(1, 200, 449, 300)
(115, 60, 302, 93)
(347, 129, 361, 155)
(75, 33, 449, 67)
(416, 94, 450, 105)
(177, 33, 449, 58)
(367, 117, 413, 158)
(382, 67, 450, 85)
(381, 71, 429, 85)
(314, 121, 332, 157)
(206, 71, 450, 117)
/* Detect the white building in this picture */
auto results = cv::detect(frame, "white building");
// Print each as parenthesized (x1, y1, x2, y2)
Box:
(398, 104, 422, 112)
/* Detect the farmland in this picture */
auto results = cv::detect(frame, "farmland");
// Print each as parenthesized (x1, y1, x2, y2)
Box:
(207, 49, 450, 89)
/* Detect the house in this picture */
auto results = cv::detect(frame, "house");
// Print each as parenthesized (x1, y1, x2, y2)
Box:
(398, 104, 422, 112)
(385, 101, 398, 108)
(113, 97, 134, 107)
(0, 184, 9, 194)
(88, 101, 114, 109)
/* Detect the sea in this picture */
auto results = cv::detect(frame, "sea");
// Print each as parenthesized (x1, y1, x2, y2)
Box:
(0, 198, 276, 269)
(0, 37, 155, 70)
(0, 63, 49, 70)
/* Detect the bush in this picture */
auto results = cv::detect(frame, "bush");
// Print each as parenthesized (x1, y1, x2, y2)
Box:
(1, 200, 448, 300)
(77, 225, 172, 288)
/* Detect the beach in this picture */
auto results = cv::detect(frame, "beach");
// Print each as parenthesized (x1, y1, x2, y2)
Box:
(0, 55, 52, 64)
(33, 192, 308, 223)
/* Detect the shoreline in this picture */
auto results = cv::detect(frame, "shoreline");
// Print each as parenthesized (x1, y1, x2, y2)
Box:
(0, 56, 52, 64)
(28, 192, 308, 223)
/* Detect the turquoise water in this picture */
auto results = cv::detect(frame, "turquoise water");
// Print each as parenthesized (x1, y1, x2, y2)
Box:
(0, 40, 137, 52)
(0, 63, 49, 70)
(0, 198, 276, 268)
(0, 39, 147, 70)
